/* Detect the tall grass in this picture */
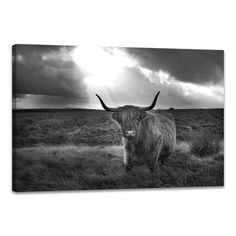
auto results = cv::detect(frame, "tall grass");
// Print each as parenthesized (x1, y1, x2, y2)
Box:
(188, 130, 221, 157)
(13, 144, 224, 192)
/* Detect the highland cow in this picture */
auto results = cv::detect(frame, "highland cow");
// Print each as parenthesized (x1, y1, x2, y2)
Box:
(96, 92, 176, 173)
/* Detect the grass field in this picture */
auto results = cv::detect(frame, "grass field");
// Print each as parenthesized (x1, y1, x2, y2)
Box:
(13, 108, 224, 191)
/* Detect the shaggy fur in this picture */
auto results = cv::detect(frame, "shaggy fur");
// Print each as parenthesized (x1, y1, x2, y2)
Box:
(111, 106, 176, 172)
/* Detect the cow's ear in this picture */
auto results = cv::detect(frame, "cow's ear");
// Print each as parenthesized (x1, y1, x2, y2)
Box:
(139, 111, 147, 120)
(111, 112, 119, 122)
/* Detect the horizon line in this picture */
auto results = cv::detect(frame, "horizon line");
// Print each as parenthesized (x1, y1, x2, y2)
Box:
(12, 107, 224, 111)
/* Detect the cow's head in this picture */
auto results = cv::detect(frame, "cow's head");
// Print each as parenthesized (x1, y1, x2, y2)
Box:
(96, 92, 160, 140)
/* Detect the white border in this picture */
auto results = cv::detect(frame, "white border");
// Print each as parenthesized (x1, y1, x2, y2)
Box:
(0, 1, 235, 236)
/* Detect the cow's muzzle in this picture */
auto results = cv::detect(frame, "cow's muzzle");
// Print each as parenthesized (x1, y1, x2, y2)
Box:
(125, 130, 136, 138)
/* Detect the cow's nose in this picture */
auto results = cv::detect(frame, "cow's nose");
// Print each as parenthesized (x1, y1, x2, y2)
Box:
(125, 130, 135, 137)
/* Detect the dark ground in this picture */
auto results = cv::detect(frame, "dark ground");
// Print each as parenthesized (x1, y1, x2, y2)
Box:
(13, 108, 224, 191)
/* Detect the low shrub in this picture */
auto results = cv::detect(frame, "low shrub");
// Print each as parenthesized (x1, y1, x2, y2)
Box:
(189, 130, 220, 157)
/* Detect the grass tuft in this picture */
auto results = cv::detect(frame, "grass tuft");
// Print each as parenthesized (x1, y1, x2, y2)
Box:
(188, 130, 221, 157)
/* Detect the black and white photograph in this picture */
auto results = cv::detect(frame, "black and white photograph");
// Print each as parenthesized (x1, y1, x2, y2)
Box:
(12, 44, 224, 192)
(3, 1, 236, 236)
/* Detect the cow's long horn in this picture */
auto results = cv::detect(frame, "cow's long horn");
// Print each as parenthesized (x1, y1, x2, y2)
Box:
(140, 91, 160, 111)
(96, 94, 118, 112)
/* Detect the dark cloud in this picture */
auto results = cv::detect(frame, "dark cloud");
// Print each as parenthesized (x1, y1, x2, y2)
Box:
(13, 45, 88, 101)
(126, 48, 224, 85)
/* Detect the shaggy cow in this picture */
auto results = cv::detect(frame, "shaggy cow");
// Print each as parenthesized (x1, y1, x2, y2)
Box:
(96, 92, 176, 173)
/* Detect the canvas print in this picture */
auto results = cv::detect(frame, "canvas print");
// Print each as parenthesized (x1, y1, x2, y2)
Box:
(12, 44, 224, 192)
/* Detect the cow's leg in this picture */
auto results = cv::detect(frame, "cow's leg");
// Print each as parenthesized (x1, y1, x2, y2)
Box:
(149, 135, 163, 176)
(125, 151, 133, 171)
(123, 139, 134, 172)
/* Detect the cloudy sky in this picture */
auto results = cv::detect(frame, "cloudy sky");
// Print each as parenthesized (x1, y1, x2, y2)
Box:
(13, 44, 224, 109)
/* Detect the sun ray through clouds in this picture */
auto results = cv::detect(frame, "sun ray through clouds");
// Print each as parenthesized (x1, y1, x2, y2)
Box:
(72, 46, 138, 108)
